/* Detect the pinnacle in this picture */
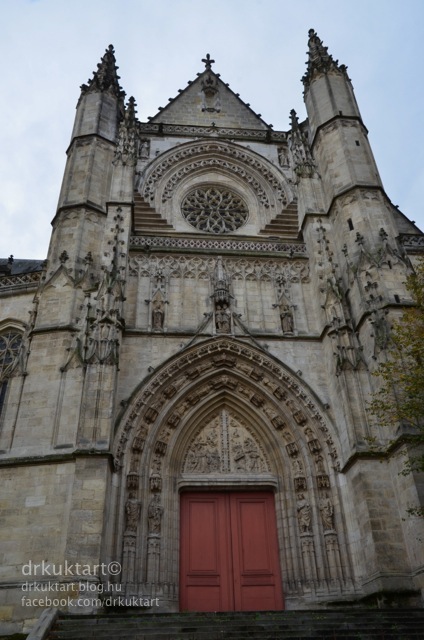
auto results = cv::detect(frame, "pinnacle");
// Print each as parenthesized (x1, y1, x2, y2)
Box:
(80, 44, 125, 98)
(302, 28, 343, 87)
(290, 109, 300, 130)
(124, 96, 137, 127)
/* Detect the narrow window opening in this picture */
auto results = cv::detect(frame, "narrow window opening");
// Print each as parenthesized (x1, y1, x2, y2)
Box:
(0, 331, 23, 420)
(388, 260, 392, 269)
(0, 380, 8, 419)
(355, 140, 360, 146)
(394, 294, 400, 303)
(347, 218, 354, 231)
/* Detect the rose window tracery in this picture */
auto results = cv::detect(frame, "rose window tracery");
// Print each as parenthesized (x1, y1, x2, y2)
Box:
(181, 186, 248, 234)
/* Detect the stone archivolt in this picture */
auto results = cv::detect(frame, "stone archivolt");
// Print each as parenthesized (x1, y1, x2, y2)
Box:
(112, 337, 350, 595)
(139, 140, 293, 213)
(114, 338, 336, 473)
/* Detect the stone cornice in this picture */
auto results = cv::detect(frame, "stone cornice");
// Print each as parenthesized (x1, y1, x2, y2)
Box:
(138, 121, 287, 143)
(0, 449, 114, 469)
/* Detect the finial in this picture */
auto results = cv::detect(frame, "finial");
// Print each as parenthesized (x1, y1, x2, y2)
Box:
(202, 53, 215, 70)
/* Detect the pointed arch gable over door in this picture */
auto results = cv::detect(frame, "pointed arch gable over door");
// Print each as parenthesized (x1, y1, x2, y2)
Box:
(111, 337, 353, 610)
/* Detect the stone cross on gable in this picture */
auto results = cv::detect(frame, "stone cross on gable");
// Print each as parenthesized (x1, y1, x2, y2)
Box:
(202, 53, 215, 70)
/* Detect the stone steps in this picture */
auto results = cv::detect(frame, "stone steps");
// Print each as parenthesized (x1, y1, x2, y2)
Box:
(47, 609, 424, 639)
(133, 193, 173, 231)
(260, 205, 299, 238)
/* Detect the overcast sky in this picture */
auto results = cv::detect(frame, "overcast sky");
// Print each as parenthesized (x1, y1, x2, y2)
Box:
(1, 0, 422, 259)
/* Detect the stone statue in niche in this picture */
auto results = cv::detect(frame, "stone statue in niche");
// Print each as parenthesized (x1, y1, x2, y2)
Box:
(319, 494, 335, 531)
(324, 276, 344, 325)
(292, 458, 304, 476)
(138, 138, 150, 160)
(125, 493, 141, 533)
(371, 309, 390, 356)
(152, 300, 164, 330)
(278, 146, 289, 167)
(215, 304, 231, 333)
(282, 430, 293, 443)
(280, 305, 294, 334)
(297, 494, 312, 533)
(148, 494, 164, 534)
(315, 454, 326, 474)
(304, 427, 315, 440)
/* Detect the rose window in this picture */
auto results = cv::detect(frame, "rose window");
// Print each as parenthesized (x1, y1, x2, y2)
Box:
(181, 186, 248, 234)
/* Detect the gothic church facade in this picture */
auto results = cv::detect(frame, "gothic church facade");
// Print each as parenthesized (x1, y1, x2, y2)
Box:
(1, 31, 423, 631)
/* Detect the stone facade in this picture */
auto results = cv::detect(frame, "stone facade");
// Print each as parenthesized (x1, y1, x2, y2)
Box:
(0, 32, 423, 633)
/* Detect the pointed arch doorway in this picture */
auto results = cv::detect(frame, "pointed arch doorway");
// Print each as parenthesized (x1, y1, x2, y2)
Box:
(180, 491, 284, 612)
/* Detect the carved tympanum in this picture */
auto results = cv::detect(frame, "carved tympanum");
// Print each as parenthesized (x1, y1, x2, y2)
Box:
(183, 409, 269, 474)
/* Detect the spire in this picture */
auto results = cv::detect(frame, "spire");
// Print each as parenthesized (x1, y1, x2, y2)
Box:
(80, 44, 125, 98)
(302, 29, 347, 88)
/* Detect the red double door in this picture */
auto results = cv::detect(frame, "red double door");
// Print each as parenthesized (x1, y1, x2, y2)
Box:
(180, 491, 284, 612)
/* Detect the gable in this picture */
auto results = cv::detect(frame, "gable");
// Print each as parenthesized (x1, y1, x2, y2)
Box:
(151, 70, 270, 130)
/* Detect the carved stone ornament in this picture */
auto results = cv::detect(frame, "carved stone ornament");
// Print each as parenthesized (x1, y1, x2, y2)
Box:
(297, 494, 312, 533)
(148, 494, 163, 534)
(125, 494, 141, 533)
(130, 254, 310, 284)
(201, 73, 221, 112)
(280, 306, 294, 334)
(129, 235, 307, 256)
(182, 186, 248, 234)
(114, 97, 138, 167)
(319, 494, 335, 531)
(183, 409, 269, 474)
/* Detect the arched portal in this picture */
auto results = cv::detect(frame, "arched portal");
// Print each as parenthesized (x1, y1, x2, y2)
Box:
(110, 338, 355, 610)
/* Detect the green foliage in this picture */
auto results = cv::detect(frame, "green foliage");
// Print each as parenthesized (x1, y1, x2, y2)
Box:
(369, 258, 424, 479)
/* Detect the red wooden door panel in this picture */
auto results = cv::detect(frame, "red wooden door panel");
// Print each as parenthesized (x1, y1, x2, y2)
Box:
(180, 494, 233, 611)
(230, 493, 284, 611)
(180, 491, 284, 612)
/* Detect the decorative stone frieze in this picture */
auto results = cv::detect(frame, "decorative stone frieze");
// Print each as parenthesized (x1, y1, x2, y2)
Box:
(129, 235, 307, 255)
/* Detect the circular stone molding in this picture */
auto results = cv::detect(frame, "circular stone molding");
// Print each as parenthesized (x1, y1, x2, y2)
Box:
(181, 185, 248, 234)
